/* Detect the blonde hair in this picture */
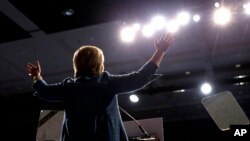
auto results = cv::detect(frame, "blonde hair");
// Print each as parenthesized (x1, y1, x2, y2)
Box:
(73, 45, 104, 78)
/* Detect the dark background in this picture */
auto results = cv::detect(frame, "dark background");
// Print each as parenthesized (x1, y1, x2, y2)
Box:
(0, 0, 250, 140)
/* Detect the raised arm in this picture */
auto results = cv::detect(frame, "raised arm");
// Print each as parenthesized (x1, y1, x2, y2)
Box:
(27, 61, 42, 82)
(150, 33, 175, 66)
(27, 61, 64, 102)
(109, 33, 175, 94)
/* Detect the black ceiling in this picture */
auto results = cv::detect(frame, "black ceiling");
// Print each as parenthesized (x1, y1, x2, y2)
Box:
(0, 11, 31, 43)
(8, 0, 217, 34)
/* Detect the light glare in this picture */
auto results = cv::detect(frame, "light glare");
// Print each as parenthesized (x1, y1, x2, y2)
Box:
(130, 94, 139, 103)
(214, 8, 232, 25)
(151, 15, 167, 30)
(132, 23, 141, 31)
(243, 3, 250, 15)
(193, 15, 200, 22)
(214, 2, 220, 8)
(176, 12, 190, 25)
(142, 24, 155, 37)
(201, 83, 212, 95)
(166, 20, 179, 33)
(120, 27, 136, 42)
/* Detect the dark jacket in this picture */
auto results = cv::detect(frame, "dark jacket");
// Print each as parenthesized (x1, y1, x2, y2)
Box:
(33, 61, 160, 141)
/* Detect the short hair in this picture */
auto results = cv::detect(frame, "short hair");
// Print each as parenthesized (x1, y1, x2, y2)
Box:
(73, 45, 104, 78)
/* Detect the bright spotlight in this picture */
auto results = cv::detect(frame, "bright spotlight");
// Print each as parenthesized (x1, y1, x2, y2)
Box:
(200, 83, 212, 95)
(176, 12, 190, 26)
(62, 9, 75, 16)
(151, 15, 167, 30)
(243, 3, 250, 15)
(132, 23, 141, 31)
(130, 94, 139, 103)
(214, 2, 220, 8)
(142, 24, 155, 37)
(120, 27, 136, 42)
(166, 20, 179, 33)
(193, 15, 200, 22)
(214, 8, 232, 25)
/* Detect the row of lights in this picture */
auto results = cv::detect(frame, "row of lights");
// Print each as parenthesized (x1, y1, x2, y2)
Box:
(129, 73, 249, 103)
(120, 2, 250, 43)
(129, 82, 212, 103)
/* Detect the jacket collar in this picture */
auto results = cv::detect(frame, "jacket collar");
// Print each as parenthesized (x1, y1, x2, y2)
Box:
(74, 73, 104, 83)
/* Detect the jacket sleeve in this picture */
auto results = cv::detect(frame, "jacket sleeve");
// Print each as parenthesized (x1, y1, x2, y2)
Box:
(108, 61, 162, 94)
(32, 78, 70, 102)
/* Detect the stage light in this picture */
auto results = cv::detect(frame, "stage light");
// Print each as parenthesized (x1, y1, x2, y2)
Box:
(173, 89, 186, 93)
(130, 94, 139, 103)
(214, 8, 232, 25)
(142, 24, 155, 37)
(151, 15, 167, 30)
(193, 15, 200, 22)
(243, 3, 250, 15)
(62, 9, 74, 16)
(176, 12, 190, 26)
(132, 23, 141, 31)
(185, 71, 191, 75)
(166, 20, 179, 33)
(234, 75, 247, 79)
(235, 64, 241, 68)
(235, 82, 246, 86)
(200, 83, 212, 95)
(120, 27, 136, 42)
(214, 2, 220, 8)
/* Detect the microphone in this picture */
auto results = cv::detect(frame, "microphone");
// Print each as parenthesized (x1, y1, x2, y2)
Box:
(119, 106, 157, 141)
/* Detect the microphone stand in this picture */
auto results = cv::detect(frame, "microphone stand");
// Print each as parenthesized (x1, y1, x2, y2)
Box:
(119, 106, 156, 140)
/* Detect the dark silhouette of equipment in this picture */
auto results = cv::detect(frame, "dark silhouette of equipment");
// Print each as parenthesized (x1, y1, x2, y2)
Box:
(119, 106, 158, 141)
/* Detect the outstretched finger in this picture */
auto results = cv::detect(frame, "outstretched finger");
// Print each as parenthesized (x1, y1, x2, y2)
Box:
(168, 37, 175, 46)
(28, 63, 36, 68)
(154, 36, 159, 47)
(167, 33, 175, 42)
(27, 65, 33, 70)
(36, 61, 41, 70)
(27, 68, 32, 73)
(163, 32, 169, 41)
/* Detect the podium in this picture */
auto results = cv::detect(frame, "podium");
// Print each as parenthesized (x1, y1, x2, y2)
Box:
(123, 117, 164, 141)
(35, 111, 163, 141)
(36, 110, 64, 141)
(35, 110, 163, 141)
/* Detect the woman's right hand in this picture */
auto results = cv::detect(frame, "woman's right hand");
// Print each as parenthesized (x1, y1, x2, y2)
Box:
(154, 33, 175, 53)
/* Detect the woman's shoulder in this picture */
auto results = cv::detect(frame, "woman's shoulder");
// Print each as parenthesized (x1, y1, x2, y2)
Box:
(102, 71, 122, 79)
(101, 71, 111, 80)
(101, 71, 121, 82)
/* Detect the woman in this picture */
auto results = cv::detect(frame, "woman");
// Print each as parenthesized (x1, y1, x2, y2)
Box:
(27, 33, 174, 141)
